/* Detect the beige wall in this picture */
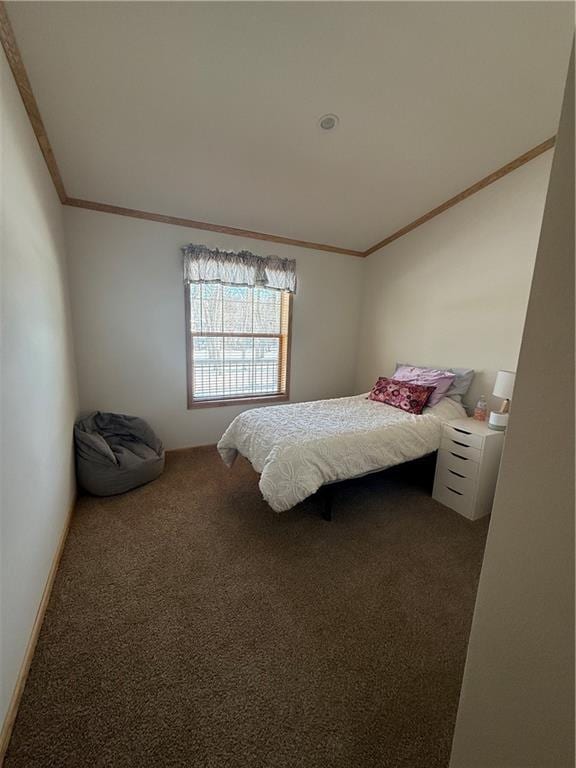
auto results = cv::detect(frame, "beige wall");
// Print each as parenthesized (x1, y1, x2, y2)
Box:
(0, 49, 78, 731)
(64, 208, 364, 449)
(355, 152, 552, 411)
(449, 52, 574, 768)
(64, 145, 552, 449)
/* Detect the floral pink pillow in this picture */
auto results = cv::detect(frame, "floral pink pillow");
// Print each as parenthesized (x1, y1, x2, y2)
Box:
(392, 365, 455, 407)
(368, 377, 435, 414)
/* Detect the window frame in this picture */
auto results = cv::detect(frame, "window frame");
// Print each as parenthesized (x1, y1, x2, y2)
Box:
(184, 284, 293, 409)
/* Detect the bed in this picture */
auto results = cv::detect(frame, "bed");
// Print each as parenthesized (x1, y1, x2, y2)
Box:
(217, 393, 466, 515)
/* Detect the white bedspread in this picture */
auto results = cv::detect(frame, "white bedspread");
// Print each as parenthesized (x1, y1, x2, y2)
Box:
(217, 394, 466, 512)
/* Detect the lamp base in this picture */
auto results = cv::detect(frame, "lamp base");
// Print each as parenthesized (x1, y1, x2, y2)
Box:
(489, 411, 508, 431)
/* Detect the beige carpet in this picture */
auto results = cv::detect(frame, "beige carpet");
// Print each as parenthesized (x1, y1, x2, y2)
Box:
(5, 447, 488, 768)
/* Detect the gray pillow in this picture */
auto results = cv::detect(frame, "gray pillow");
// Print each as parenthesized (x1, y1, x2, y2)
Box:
(395, 362, 475, 401)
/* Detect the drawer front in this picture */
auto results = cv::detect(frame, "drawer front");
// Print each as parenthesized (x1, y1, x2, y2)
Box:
(436, 449, 479, 480)
(436, 465, 477, 496)
(444, 424, 484, 450)
(440, 435, 482, 463)
(433, 481, 475, 519)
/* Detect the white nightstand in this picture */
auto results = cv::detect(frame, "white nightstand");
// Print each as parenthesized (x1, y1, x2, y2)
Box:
(432, 417, 505, 520)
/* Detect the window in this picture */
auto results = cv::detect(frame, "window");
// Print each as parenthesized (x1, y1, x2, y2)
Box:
(185, 283, 291, 407)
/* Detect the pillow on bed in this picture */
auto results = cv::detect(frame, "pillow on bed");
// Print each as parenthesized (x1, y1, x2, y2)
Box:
(392, 365, 455, 406)
(368, 377, 435, 414)
(395, 362, 475, 402)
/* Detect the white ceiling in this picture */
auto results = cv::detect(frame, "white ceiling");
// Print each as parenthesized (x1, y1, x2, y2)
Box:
(7, 1, 573, 251)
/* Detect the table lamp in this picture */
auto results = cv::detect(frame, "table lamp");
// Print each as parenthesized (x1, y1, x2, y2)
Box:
(488, 370, 516, 431)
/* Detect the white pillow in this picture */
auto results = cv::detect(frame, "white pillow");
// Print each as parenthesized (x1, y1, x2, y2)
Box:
(395, 362, 474, 400)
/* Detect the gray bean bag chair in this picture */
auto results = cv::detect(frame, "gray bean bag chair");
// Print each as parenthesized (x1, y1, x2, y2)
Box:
(74, 412, 165, 496)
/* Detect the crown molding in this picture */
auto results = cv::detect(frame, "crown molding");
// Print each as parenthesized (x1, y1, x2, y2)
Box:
(0, 1, 364, 257)
(0, 2, 362, 257)
(0, 2, 66, 203)
(363, 137, 556, 256)
(63, 198, 365, 256)
(0, 1, 556, 258)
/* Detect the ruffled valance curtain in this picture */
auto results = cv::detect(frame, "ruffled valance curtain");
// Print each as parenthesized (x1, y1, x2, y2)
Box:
(182, 244, 297, 294)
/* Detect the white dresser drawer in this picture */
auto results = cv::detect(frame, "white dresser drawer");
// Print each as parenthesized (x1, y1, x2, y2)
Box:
(437, 448, 479, 480)
(435, 465, 477, 496)
(443, 424, 484, 450)
(440, 435, 482, 462)
(434, 417, 505, 521)
(433, 481, 475, 519)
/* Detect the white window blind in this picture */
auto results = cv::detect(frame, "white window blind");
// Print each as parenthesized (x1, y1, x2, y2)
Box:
(187, 284, 290, 403)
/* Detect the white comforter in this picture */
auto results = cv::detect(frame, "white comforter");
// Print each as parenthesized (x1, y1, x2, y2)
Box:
(217, 394, 466, 512)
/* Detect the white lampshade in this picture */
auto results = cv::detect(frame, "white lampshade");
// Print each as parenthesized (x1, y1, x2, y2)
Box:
(493, 370, 515, 400)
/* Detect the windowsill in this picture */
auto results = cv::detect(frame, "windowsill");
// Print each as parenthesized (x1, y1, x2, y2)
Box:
(187, 393, 289, 410)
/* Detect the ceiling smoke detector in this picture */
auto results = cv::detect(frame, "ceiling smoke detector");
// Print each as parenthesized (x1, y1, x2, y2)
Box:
(318, 114, 339, 131)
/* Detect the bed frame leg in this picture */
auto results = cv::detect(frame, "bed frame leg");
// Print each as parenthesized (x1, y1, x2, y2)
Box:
(321, 487, 333, 522)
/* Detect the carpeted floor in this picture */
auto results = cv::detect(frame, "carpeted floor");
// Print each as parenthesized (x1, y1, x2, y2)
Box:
(5, 447, 488, 768)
